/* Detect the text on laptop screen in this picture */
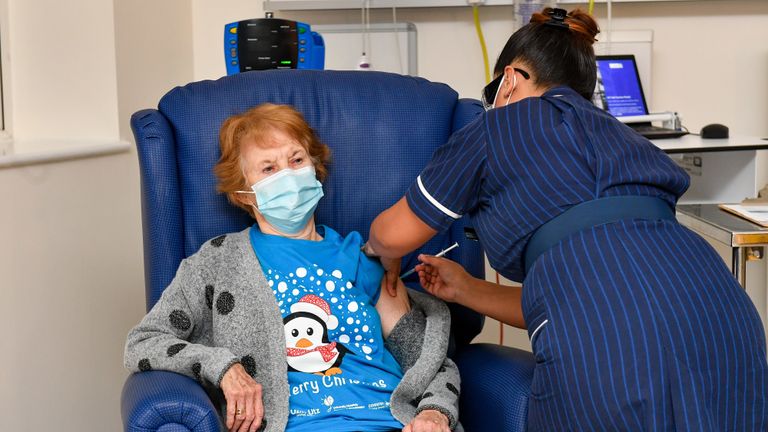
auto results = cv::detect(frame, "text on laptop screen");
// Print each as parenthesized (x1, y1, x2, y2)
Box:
(596, 58, 647, 117)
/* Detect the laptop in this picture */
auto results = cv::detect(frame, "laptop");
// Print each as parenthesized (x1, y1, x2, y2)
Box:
(593, 55, 688, 139)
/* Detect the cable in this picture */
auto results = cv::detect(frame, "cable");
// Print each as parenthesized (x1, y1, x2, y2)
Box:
(366, 0, 371, 56)
(472, 4, 491, 84)
(360, 2, 365, 55)
(392, 3, 404, 74)
(588, 0, 595, 15)
(358, 0, 371, 70)
(606, 0, 613, 51)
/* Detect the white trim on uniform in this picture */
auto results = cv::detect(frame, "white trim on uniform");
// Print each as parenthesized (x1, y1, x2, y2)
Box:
(529, 319, 549, 344)
(416, 175, 462, 220)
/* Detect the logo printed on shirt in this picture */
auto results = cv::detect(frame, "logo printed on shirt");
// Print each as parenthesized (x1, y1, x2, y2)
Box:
(284, 294, 349, 375)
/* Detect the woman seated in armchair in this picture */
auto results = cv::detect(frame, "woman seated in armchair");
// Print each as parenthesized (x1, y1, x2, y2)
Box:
(124, 104, 461, 432)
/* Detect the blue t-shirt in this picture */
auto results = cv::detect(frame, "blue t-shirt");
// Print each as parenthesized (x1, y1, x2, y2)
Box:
(250, 225, 404, 432)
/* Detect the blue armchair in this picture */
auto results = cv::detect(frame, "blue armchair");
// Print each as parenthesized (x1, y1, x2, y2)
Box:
(123, 70, 535, 432)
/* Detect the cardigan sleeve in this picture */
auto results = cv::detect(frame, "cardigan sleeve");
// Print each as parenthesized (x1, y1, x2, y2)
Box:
(124, 257, 240, 387)
(385, 294, 461, 430)
(414, 358, 461, 430)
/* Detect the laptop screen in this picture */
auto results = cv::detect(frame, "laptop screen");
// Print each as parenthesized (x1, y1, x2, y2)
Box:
(594, 55, 649, 118)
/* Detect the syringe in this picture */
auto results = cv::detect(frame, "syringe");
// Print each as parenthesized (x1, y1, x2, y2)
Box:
(400, 242, 459, 278)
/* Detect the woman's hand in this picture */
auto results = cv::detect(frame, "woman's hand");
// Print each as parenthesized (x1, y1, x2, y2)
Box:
(416, 255, 473, 303)
(403, 409, 451, 432)
(220, 363, 264, 432)
(375, 277, 411, 338)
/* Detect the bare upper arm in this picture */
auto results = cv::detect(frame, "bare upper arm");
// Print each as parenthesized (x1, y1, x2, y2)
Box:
(369, 197, 437, 258)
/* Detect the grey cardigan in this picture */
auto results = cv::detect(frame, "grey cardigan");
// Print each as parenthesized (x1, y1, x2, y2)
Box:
(124, 228, 463, 431)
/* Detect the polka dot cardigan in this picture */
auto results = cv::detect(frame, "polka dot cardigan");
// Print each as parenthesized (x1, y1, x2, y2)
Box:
(124, 228, 463, 431)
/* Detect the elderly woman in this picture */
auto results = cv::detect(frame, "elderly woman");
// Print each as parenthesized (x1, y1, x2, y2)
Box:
(124, 104, 461, 432)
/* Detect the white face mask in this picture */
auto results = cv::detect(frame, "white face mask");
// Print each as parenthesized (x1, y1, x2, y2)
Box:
(497, 73, 517, 109)
(251, 166, 324, 234)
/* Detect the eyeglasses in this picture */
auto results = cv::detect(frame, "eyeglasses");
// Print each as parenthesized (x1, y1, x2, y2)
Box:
(480, 68, 531, 111)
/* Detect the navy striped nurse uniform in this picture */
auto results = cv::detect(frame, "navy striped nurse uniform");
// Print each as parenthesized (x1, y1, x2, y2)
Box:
(405, 86, 768, 431)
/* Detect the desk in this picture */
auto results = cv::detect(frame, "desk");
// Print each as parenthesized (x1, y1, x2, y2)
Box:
(677, 204, 768, 341)
(651, 135, 768, 204)
(652, 134, 768, 154)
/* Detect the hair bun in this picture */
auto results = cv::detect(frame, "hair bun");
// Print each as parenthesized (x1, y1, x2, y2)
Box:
(565, 9, 600, 44)
(530, 7, 600, 45)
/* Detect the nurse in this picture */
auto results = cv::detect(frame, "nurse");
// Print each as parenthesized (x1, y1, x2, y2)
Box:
(365, 7, 768, 431)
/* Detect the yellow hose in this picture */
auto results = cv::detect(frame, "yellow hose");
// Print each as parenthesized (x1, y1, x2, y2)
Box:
(473, 5, 491, 84)
(588, 0, 595, 15)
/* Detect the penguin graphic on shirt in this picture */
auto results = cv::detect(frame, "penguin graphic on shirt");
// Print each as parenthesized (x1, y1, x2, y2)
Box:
(284, 294, 351, 376)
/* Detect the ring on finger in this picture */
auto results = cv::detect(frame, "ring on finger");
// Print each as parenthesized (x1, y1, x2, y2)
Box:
(235, 407, 244, 417)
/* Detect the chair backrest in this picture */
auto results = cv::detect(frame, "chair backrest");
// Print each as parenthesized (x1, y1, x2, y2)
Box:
(132, 70, 485, 347)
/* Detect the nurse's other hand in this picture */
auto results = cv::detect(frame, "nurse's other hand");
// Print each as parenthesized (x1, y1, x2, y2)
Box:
(403, 409, 450, 432)
(380, 256, 402, 297)
(416, 255, 471, 303)
(221, 363, 264, 432)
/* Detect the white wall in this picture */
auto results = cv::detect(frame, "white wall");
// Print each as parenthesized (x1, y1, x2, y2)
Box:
(116, 0, 195, 142)
(0, 154, 143, 430)
(0, 0, 193, 430)
(5, 0, 120, 143)
(2, 1, 766, 429)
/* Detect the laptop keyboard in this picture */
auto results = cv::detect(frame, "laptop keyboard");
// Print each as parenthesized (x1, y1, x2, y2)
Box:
(632, 125, 689, 139)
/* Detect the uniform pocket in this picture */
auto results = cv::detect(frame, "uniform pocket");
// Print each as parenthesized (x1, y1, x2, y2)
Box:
(529, 319, 549, 352)
(529, 319, 557, 400)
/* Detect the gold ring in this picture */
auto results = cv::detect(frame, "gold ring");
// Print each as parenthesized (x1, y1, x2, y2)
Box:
(235, 407, 243, 416)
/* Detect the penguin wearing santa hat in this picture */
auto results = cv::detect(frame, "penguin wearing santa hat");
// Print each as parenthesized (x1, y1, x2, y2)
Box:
(284, 294, 351, 376)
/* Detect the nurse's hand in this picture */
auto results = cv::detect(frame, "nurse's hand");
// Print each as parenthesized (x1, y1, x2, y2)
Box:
(416, 255, 472, 303)
(380, 256, 402, 297)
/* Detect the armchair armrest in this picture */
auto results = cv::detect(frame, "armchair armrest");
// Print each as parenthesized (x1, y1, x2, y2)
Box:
(121, 371, 222, 432)
(454, 343, 535, 432)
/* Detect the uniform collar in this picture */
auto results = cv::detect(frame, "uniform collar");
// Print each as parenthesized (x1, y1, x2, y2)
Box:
(542, 85, 580, 99)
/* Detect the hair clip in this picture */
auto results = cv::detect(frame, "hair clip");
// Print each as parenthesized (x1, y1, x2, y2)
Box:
(544, 8, 570, 29)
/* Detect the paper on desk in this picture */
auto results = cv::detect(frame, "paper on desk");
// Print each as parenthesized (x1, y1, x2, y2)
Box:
(718, 204, 768, 227)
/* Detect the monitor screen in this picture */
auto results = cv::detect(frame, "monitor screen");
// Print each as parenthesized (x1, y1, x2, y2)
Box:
(594, 56, 648, 117)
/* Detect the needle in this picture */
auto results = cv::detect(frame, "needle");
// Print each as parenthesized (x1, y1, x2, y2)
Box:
(400, 242, 459, 278)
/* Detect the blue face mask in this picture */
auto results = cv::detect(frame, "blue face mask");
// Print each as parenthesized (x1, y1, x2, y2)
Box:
(252, 166, 324, 234)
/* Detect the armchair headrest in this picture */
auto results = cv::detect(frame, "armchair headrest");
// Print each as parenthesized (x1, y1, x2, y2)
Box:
(136, 70, 485, 346)
(158, 70, 460, 258)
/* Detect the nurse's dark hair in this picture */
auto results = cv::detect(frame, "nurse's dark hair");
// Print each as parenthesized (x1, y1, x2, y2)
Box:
(494, 8, 600, 100)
